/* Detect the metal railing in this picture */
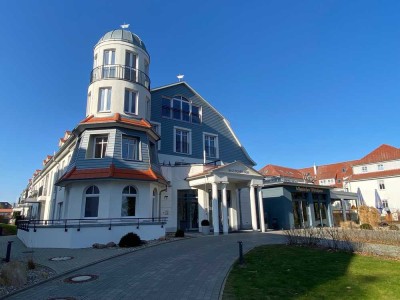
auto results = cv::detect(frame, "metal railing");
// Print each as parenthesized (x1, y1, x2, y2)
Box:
(17, 217, 167, 232)
(90, 65, 150, 90)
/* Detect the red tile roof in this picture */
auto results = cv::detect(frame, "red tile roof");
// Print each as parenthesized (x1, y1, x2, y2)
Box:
(58, 164, 166, 184)
(355, 144, 400, 165)
(351, 168, 400, 181)
(259, 164, 304, 179)
(80, 113, 152, 129)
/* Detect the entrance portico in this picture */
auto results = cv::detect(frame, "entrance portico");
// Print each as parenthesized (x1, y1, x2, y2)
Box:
(186, 161, 265, 235)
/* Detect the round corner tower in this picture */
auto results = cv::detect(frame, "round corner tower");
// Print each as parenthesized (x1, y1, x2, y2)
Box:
(86, 28, 151, 120)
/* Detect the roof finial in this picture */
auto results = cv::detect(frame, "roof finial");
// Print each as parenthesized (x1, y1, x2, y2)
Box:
(121, 23, 130, 29)
(177, 74, 184, 82)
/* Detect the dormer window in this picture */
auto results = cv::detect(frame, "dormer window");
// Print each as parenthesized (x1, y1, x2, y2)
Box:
(162, 96, 202, 123)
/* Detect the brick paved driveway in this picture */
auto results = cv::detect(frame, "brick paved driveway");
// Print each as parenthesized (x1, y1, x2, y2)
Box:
(6, 232, 285, 300)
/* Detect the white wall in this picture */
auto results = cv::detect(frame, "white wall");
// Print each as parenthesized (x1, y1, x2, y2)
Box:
(353, 159, 400, 174)
(18, 222, 165, 248)
(348, 176, 400, 210)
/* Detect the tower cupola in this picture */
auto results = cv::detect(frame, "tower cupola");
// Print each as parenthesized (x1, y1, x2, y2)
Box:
(86, 26, 151, 120)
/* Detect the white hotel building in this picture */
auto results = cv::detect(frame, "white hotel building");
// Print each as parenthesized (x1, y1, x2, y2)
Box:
(16, 28, 266, 248)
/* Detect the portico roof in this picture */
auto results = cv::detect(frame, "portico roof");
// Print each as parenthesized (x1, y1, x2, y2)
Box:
(186, 161, 264, 187)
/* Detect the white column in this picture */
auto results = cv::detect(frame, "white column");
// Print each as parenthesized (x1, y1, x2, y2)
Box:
(257, 187, 265, 232)
(327, 202, 333, 227)
(249, 185, 258, 230)
(222, 183, 229, 234)
(212, 182, 219, 235)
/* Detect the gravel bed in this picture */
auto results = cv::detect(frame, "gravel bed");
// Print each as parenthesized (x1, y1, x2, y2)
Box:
(0, 263, 56, 297)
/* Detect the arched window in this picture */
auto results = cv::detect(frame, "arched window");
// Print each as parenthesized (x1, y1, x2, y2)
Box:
(152, 188, 158, 218)
(84, 185, 100, 218)
(121, 186, 137, 216)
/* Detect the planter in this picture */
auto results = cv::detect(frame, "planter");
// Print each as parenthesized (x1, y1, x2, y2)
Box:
(202, 225, 210, 235)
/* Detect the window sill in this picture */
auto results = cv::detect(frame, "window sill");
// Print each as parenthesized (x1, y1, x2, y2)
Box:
(98, 110, 111, 113)
(122, 158, 143, 162)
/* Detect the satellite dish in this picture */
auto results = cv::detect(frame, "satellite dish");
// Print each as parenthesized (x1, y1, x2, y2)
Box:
(121, 24, 130, 29)
(177, 74, 184, 82)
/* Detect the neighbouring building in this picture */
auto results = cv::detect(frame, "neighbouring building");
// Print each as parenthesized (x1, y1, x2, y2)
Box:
(259, 144, 400, 229)
(16, 27, 266, 248)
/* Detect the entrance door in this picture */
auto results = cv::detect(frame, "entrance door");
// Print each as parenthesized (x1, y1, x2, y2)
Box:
(177, 190, 198, 231)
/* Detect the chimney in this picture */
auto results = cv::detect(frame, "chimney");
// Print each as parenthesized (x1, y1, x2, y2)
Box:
(313, 163, 318, 175)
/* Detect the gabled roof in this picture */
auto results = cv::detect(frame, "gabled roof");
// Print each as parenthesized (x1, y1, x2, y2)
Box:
(57, 164, 167, 185)
(351, 168, 400, 181)
(259, 164, 304, 179)
(355, 144, 400, 165)
(187, 161, 263, 180)
(151, 81, 256, 166)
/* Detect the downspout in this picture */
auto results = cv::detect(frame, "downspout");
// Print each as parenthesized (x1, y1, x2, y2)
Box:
(158, 183, 168, 219)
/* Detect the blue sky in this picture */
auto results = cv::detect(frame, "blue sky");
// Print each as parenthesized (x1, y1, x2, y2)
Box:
(1, 0, 399, 203)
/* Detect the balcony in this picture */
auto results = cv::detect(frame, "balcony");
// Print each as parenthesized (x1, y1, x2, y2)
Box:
(90, 65, 150, 90)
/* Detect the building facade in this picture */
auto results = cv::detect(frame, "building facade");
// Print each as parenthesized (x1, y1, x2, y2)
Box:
(16, 28, 265, 248)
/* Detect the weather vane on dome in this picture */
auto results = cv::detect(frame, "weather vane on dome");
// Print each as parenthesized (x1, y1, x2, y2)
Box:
(121, 23, 130, 29)
(177, 74, 184, 82)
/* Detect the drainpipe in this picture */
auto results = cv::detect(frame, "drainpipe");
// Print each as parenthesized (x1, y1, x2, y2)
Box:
(158, 183, 169, 219)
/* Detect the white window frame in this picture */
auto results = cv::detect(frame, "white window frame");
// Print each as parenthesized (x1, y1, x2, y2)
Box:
(361, 166, 368, 173)
(83, 185, 100, 218)
(174, 126, 192, 155)
(93, 136, 108, 159)
(98, 87, 112, 112)
(378, 164, 384, 171)
(203, 132, 219, 159)
(121, 185, 137, 217)
(122, 135, 140, 161)
(150, 121, 161, 150)
(124, 89, 138, 115)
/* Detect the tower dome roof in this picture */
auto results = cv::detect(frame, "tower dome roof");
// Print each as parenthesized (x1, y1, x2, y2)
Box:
(96, 29, 148, 54)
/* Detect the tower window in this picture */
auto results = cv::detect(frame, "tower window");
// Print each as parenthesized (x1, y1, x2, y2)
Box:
(124, 89, 137, 114)
(98, 88, 111, 112)
(84, 185, 100, 218)
(94, 136, 108, 158)
(102, 49, 116, 78)
(122, 136, 139, 160)
(124, 51, 137, 81)
(121, 186, 137, 217)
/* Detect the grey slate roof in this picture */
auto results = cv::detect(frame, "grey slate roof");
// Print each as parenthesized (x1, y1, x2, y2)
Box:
(96, 29, 148, 54)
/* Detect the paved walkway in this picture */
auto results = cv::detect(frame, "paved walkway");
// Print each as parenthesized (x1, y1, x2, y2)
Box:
(4, 232, 286, 300)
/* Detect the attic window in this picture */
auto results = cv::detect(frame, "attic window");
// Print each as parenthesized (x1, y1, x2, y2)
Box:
(342, 168, 346, 172)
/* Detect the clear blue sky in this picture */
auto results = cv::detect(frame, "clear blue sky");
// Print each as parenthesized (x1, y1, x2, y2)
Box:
(1, 0, 399, 203)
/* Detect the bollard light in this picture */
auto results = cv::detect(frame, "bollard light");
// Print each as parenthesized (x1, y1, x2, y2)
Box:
(5, 241, 13, 262)
(238, 241, 244, 265)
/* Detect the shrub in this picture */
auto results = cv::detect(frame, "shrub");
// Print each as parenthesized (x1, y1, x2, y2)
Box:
(360, 223, 373, 230)
(0, 224, 17, 235)
(175, 229, 185, 237)
(201, 219, 210, 226)
(118, 232, 141, 247)
(389, 225, 399, 231)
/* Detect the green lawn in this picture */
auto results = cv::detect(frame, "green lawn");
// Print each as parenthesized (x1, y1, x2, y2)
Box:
(0, 224, 17, 235)
(223, 245, 400, 300)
